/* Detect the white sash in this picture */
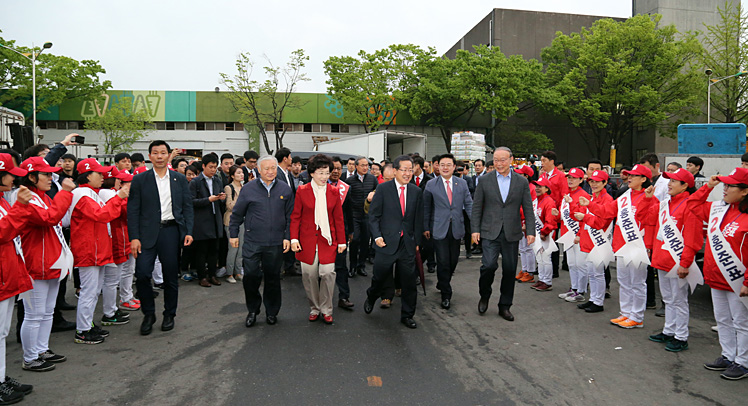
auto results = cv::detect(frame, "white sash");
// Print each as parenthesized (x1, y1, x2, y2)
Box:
(658, 198, 703, 293)
(532, 198, 558, 258)
(65, 187, 112, 236)
(708, 201, 748, 309)
(615, 189, 650, 268)
(28, 191, 74, 281)
(557, 198, 579, 250)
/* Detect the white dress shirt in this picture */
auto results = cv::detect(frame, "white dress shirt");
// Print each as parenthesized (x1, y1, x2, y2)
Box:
(155, 170, 174, 221)
(395, 179, 407, 212)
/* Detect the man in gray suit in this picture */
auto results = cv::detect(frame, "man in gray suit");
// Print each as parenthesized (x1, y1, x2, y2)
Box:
(423, 153, 473, 310)
(471, 147, 535, 321)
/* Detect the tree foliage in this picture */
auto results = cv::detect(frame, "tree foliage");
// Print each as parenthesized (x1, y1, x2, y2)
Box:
(0, 31, 111, 116)
(220, 49, 309, 154)
(699, 1, 748, 124)
(324, 44, 434, 133)
(495, 130, 554, 157)
(541, 14, 703, 160)
(85, 98, 152, 154)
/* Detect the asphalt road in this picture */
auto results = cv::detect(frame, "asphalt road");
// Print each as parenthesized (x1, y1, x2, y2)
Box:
(8, 252, 744, 406)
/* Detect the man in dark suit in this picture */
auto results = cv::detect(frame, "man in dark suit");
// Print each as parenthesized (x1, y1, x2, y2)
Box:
(242, 150, 260, 182)
(345, 157, 378, 277)
(341, 157, 356, 181)
(189, 153, 226, 287)
(329, 157, 355, 310)
(410, 155, 435, 273)
(466, 159, 487, 256)
(274, 147, 298, 276)
(128, 140, 194, 335)
(471, 147, 535, 322)
(424, 153, 472, 310)
(364, 155, 424, 329)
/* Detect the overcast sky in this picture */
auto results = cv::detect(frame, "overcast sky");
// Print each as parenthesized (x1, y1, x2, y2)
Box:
(1, 1, 644, 93)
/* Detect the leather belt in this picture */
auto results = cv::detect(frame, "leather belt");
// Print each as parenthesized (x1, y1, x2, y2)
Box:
(160, 219, 177, 227)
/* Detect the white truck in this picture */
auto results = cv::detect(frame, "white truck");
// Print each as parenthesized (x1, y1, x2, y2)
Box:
(658, 153, 742, 201)
(315, 130, 427, 163)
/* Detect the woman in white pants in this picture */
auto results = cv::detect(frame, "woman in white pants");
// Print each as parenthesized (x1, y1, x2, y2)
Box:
(555, 168, 590, 302)
(69, 159, 128, 345)
(19, 157, 77, 372)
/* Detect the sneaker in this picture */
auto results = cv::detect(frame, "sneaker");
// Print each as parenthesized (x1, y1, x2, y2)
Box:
(215, 267, 227, 278)
(649, 332, 674, 343)
(119, 299, 141, 311)
(618, 319, 644, 329)
(21, 358, 55, 372)
(704, 355, 733, 371)
(74, 330, 104, 345)
(101, 313, 130, 326)
(235, 274, 243, 282)
(380, 299, 392, 309)
(91, 324, 110, 338)
(605, 289, 611, 298)
(535, 282, 553, 291)
(610, 315, 628, 325)
(394, 289, 402, 297)
(665, 339, 689, 352)
(558, 289, 574, 299)
(3, 376, 32, 395)
(565, 293, 586, 302)
(38, 350, 66, 363)
(181, 274, 194, 282)
(226, 276, 237, 284)
(0, 381, 24, 404)
(646, 301, 656, 309)
(720, 363, 748, 380)
(153, 283, 164, 290)
(530, 281, 543, 289)
(711, 325, 718, 333)
(584, 303, 604, 313)
(519, 273, 535, 283)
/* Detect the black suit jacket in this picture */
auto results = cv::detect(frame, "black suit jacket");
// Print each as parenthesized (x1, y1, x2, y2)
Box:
(189, 173, 225, 240)
(276, 167, 296, 194)
(368, 181, 423, 256)
(128, 169, 194, 249)
(410, 172, 432, 191)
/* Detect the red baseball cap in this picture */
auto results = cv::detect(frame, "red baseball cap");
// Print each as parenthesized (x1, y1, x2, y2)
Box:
(662, 168, 695, 188)
(588, 170, 609, 182)
(117, 172, 134, 182)
(77, 158, 113, 174)
(717, 167, 748, 185)
(20, 157, 61, 174)
(534, 177, 553, 189)
(515, 165, 534, 177)
(566, 168, 585, 178)
(622, 164, 652, 179)
(0, 153, 27, 176)
(132, 166, 147, 175)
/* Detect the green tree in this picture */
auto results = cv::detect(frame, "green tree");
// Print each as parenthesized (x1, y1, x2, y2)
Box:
(85, 98, 152, 154)
(495, 130, 554, 157)
(324, 44, 434, 132)
(541, 14, 703, 160)
(219, 50, 309, 155)
(700, 1, 748, 123)
(0, 31, 111, 117)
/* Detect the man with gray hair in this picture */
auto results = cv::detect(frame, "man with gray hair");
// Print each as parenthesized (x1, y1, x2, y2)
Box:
(471, 147, 535, 322)
(229, 155, 294, 327)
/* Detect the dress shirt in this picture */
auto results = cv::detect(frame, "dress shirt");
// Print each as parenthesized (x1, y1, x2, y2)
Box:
(475, 170, 486, 186)
(496, 170, 512, 202)
(279, 167, 292, 185)
(395, 179, 407, 212)
(415, 173, 424, 186)
(155, 169, 175, 221)
(442, 176, 453, 204)
(261, 178, 276, 194)
(205, 174, 216, 213)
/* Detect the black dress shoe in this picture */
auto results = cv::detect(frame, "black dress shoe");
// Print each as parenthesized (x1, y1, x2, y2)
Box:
(478, 298, 488, 314)
(140, 314, 156, 336)
(338, 298, 354, 310)
(427, 266, 436, 274)
(356, 268, 368, 277)
(441, 299, 451, 310)
(245, 313, 256, 328)
(266, 315, 278, 325)
(401, 318, 417, 329)
(209, 276, 222, 286)
(577, 301, 593, 310)
(161, 315, 174, 331)
(58, 302, 76, 311)
(51, 319, 76, 333)
(498, 308, 514, 321)
(584, 303, 604, 313)
(347, 269, 355, 278)
(466, 253, 472, 259)
(363, 298, 374, 314)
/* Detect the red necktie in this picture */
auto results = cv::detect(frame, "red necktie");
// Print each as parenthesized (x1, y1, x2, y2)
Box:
(416, 176, 420, 186)
(446, 180, 452, 205)
(399, 186, 406, 216)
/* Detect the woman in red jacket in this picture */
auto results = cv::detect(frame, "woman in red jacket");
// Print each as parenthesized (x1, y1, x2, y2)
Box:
(683, 169, 748, 380)
(290, 154, 346, 324)
(514, 165, 537, 283)
(555, 168, 590, 303)
(531, 177, 558, 292)
(18, 157, 76, 372)
(70, 158, 129, 345)
(98, 168, 134, 328)
(581, 164, 653, 329)
(639, 168, 694, 352)
(573, 170, 614, 313)
(0, 153, 35, 403)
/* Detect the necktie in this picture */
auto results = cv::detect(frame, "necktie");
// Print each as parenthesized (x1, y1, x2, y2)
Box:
(399, 186, 406, 216)
(416, 176, 420, 186)
(446, 180, 452, 205)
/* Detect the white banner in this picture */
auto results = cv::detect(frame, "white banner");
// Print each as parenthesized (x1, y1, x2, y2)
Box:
(614, 189, 650, 268)
(708, 201, 748, 310)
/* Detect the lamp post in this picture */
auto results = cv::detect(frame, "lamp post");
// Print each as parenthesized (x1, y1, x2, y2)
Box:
(0, 41, 53, 137)
(706, 68, 748, 123)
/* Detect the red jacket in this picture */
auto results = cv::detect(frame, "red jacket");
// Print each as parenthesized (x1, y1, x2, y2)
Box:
(536, 193, 558, 237)
(70, 186, 125, 267)
(683, 185, 748, 290)
(21, 188, 73, 280)
(0, 198, 33, 302)
(100, 189, 131, 265)
(575, 189, 614, 253)
(640, 191, 690, 272)
(558, 187, 590, 236)
(290, 183, 346, 265)
(520, 186, 537, 228)
(539, 168, 569, 209)
(585, 188, 653, 252)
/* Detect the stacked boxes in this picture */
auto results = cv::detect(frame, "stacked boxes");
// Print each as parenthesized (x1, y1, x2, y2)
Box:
(451, 131, 486, 162)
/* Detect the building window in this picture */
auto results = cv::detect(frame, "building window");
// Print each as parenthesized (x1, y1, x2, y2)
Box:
(235, 123, 244, 131)
(187, 122, 196, 130)
(166, 122, 175, 130)
(67, 121, 79, 130)
(196, 122, 205, 131)
(330, 124, 340, 133)
(303, 123, 312, 132)
(340, 124, 349, 133)
(205, 122, 215, 131)
(225, 122, 234, 131)
(156, 122, 166, 130)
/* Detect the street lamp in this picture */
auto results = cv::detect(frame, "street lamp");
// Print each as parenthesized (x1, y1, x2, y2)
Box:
(0, 41, 53, 137)
(706, 68, 748, 123)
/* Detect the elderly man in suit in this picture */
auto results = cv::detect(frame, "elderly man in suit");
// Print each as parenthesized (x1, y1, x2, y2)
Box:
(189, 153, 226, 287)
(363, 155, 424, 329)
(423, 153, 473, 310)
(471, 147, 535, 322)
(128, 140, 194, 335)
